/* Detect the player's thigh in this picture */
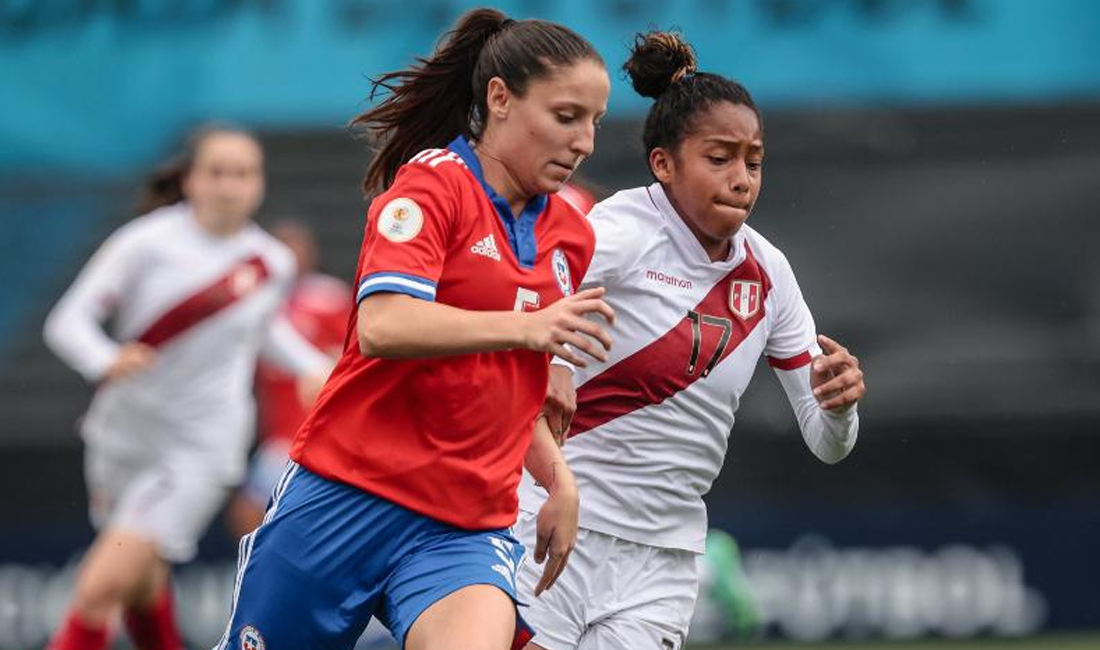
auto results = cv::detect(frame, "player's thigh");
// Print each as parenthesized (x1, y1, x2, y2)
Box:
(513, 510, 590, 650)
(386, 525, 528, 650)
(577, 549, 698, 650)
(405, 584, 515, 650)
(71, 528, 162, 615)
(578, 597, 696, 650)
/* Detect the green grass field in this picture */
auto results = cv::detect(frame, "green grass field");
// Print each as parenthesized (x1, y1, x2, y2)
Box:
(691, 634, 1100, 650)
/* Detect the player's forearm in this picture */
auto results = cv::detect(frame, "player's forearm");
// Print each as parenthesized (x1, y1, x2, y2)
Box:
(776, 365, 858, 464)
(805, 406, 858, 464)
(524, 417, 576, 496)
(357, 293, 527, 358)
(43, 287, 120, 383)
(42, 236, 136, 383)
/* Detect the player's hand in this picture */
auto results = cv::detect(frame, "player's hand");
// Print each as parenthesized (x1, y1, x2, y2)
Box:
(532, 467, 578, 597)
(522, 287, 614, 367)
(542, 365, 576, 446)
(810, 334, 865, 413)
(104, 343, 157, 381)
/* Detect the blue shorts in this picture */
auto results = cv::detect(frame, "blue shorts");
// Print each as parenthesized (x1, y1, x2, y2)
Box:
(213, 462, 532, 650)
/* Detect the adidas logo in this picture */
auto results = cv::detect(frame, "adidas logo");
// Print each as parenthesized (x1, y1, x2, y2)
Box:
(470, 234, 501, 262)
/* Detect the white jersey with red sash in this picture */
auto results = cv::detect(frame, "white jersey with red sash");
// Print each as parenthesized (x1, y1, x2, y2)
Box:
(518, 183, 858, 553)
(44, 203, 310, 481)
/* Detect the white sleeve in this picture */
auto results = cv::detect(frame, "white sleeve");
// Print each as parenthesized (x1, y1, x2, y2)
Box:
(763, 252, 817, 363)
(42, 226, 140, 382)
(775, 365, 858, 464)
(765, 248, 857, 463)
(260, 314, 334, 377)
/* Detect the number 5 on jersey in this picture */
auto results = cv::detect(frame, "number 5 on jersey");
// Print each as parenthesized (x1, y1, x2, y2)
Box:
(514, 287, 540, 312)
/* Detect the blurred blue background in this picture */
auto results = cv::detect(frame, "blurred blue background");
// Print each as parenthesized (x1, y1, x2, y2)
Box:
(3, 0, 1100, 175)
(2, 1, 1099, 648)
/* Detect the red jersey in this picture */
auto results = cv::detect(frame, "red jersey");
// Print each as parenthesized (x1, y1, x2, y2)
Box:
(256, 273, 353, 442)
(290, 137, 596, 530)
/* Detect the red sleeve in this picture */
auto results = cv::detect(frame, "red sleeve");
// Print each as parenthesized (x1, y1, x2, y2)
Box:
(355, 160, 463, 303)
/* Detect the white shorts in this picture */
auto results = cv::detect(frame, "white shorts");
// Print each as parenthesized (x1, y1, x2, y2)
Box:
(514, 510, 699, 650)
(85, 446, 233, 563)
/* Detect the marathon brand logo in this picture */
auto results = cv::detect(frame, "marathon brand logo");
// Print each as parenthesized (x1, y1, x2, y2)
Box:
(645, 269, 693, 290)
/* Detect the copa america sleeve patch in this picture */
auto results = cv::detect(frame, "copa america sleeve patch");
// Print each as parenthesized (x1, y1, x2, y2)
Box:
(377, 197, 424, 243)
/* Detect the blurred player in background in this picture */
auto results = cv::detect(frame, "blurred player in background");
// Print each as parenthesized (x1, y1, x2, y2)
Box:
(214, 8, 612, 650)
(557, 178, 601, 215)
(224, 219, 353, 539)
(41, 125, 333, 650)
(515, 31, 866, 650)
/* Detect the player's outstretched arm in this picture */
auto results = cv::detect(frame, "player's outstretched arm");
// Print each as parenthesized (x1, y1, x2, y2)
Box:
(524, 416, 578, 596)
(357, 288, 614, 364)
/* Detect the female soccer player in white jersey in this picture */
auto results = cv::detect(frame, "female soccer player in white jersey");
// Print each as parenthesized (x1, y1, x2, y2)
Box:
(514, 32, 867, 650)
(42, 126, 333, 650)
(213, 9, 613, 650)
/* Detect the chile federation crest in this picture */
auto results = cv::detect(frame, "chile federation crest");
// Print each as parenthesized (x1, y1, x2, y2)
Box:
(552, 248, 574, 297)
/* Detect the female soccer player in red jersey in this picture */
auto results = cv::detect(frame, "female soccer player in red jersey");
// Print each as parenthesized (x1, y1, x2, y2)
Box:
(42, 126, 333, 650)
(514, 32, 867, 650)
(214, 8, 613, 650)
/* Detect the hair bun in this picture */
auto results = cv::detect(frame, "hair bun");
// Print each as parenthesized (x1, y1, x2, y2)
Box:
(623, 31, 697, 99)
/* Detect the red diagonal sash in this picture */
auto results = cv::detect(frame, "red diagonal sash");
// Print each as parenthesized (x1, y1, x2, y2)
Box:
(136, 255, 271, 348)
(570, 242, 771, 437)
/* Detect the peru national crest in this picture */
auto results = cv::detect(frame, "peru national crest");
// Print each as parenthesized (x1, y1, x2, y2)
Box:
(729, 280, 762, 320)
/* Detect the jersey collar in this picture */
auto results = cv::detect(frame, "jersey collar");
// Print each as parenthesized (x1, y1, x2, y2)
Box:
(448, 136, 546, 269)
(647, 182, 746, 268)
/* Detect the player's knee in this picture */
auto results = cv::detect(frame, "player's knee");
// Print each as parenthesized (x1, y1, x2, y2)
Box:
(71, 555, 158, 616)
(71, 574, 131, 619)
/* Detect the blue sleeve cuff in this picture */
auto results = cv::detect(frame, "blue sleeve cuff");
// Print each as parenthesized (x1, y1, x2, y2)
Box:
(357, 272, 438, 303)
